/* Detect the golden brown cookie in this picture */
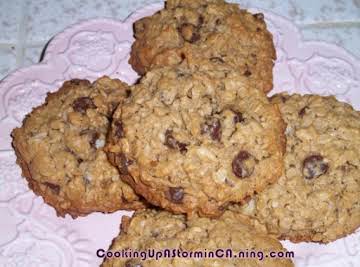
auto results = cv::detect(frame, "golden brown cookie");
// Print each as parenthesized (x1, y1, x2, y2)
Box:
(238, 93, 360, 243)
(130, 0, 276, 93)
(106, 66, 285, 218)
(12, 77, 146, 218)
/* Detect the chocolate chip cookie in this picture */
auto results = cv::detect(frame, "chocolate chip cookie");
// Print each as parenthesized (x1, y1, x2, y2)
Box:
(106, 67, 285, 217)
(101, 209, 294, 267)
(239, 93, 360, 243)
(12, 77, 145, 218)
(129, 0, 276, 93)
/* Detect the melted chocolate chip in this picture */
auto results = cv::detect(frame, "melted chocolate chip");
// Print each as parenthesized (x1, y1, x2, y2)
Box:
(72, 97, 96, 114)
(198, 15, 204, 26)
(168, 187, 184, 203)
(189, 32, 200, 43)
(298, 106, 309, 117)
(114, 153, 133, 175)
(232, 151, 255, 178)
(201, 117, 222, 141)
(164, 130, 188, 154)
(180, 53, 186, 60)
(114, 121, 125, 138)
(243, 69, 252, 77)
(302, 155, 329, 179)
(43, 182, 60, 194)
(179, 23, 200, 43)
(233, 111, 245, 124)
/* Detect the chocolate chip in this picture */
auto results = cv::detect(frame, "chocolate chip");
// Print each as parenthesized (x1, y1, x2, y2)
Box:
(201, 117, 222, 141)
(232, 151, 255, 178)
(72, 97, 96, 114)
(43, 182, 60, 194)
(125, 260, 142, 267)
(164, 130, 188, 154)
(179, 23, 200, 43)
(165, 130, 178, 149)
(189, 32, 200, 43)
(198, 15, 204, 26)
(168, 187, 184, 203)
(243, 69, 252, 77)
(298, 106, 309, 117)
(340, 161, 358, 172)
(210, 57, 224, 63)
(151, 230, 160, 237)
(126, 89, 132, 98)
(89, 132, 100, 148)
(69, 79, 83, 85)
(253, 13, 264, 20)
(177, 71, 188, 78)
(114, 120, 125, 138)
(233, 111, 245, 124)
(114, 153, 133, 175)
(280, 95, 288, 103)
(80, 129, 99, 148)
(302, 155, 328, 179)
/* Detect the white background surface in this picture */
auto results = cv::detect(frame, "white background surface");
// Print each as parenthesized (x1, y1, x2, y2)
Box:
(0, 0, 360, 80)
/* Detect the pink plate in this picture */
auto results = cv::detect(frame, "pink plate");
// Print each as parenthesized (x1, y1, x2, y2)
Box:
(0, 3, 359, 267)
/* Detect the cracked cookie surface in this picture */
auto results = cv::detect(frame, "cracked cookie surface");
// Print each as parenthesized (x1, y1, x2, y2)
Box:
(101, 209, 294, 267)
(129, 0, 276, 93)
(12, 77, 145, 218)
(106, 67, 285, 217)
(239, 93, 360, 243)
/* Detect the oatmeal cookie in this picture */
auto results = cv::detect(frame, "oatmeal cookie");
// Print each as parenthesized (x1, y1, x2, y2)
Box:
(129, 0, 276, 93)
(101, 209, 294, 267)
(12, 77, 145, 218)
(106, 67, 285, 217)
(239, 93, 360, 243)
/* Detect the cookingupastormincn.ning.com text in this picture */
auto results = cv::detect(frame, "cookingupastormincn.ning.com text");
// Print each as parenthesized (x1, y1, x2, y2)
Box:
(97, 248, 294, 261)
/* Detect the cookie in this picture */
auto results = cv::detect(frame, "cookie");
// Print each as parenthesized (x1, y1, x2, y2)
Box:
(239, 93, 360, 243)
(106, 66, 285, 217)
(129, 0, 276, 93)
(12, 77, 146, 218)
(101, 209, 294, 267)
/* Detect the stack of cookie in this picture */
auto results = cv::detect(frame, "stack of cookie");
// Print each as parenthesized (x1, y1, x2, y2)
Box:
(11, 0, 360, 266)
